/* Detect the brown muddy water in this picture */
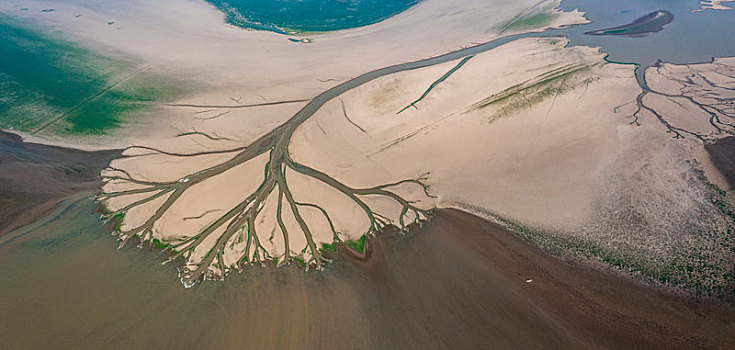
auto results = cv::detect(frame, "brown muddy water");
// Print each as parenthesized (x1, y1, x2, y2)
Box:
(0, 129, 119, 236)
(1, 196, 734, 348)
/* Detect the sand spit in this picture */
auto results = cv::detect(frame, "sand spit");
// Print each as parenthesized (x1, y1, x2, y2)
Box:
(584, 10, 674, 37)
(293, 37, 632, 232)
(289, 42, 735, 299)
(695, 0, 735, 12)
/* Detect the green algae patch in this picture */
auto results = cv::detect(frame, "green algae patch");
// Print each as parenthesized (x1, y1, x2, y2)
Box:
(0, 16, 171, 136)
(321, 236, 367, 254)
(110, 213, 126, 232)
(293, 256, 307, 266)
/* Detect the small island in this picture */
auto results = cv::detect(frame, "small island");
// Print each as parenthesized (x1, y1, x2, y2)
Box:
(585, 10, 673, 36)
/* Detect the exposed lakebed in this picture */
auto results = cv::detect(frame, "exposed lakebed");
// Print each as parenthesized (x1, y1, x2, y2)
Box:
(1, 0, 735, 346)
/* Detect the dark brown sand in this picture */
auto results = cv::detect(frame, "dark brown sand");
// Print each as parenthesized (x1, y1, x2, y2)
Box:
(706, 136, 735, 189)
(0, 130, 119, 236)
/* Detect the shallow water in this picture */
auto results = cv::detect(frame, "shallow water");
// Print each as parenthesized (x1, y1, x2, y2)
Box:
(2, 0, 732, 136)
(203, 0, 735, 67)
(0, 198, 549, 348)
(0, 16, 167, 135)
(559, 0, 735, 67)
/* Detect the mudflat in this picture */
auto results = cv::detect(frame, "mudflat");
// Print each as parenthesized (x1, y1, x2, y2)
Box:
(328, 209, 735, 348)
(0, 1, 734, 346)
(1, 204, 733, 348)
(706, 136, 735, 189)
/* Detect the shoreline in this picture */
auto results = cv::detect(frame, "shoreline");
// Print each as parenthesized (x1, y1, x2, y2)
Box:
(4, 32, 734, 299)
(0, 1, 734, 346)
(2, 124, 729, 307)
(2, 117, 734, 346)
(0, 127, 126, 152)
(1, 0, 732, 298)
(0, 0, 587, 151)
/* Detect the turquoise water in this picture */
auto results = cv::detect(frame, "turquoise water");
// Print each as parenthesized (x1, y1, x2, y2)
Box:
(206, 0, 421, 33)
(0, 1, 734, 346)
(0, 16, 164, 135)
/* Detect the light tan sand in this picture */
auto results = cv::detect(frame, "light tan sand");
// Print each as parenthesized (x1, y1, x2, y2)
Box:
(645, 58, 735, 142)
(694, 0, 735, 12)
(99, 26, 735, 280)
(0, 0, 586, 150)
(101, 35, 641, 275)
(7, 0, 573, 275)
(291, 37, 635, 232)
(16, 0, 734, 288)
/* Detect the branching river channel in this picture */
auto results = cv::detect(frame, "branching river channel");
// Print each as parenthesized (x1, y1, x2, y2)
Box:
(98, 8, 735, 286)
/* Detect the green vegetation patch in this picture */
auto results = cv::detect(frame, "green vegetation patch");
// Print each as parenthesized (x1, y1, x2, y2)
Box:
(293, 256, 307, 266)
(470, 62, 600, 122)
(110, 212, 126, 232)
(151, 238, 169, 250)
(488, 167, 735, 302)
(321, 242, 338, 253)
(496, 214, 735, 301)
(320, 235, 368, 254)
(0, 15, 171, 135)
(500, 12, 557, 33)
(344, 235, 367, 253)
